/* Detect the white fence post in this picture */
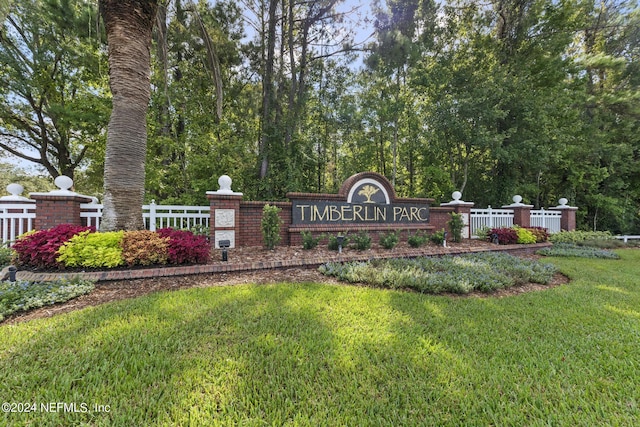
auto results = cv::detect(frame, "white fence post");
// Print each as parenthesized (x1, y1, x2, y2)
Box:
(149, 200, 157, 231)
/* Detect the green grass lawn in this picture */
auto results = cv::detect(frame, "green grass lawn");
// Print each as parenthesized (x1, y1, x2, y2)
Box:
(1, 250, 639, 426)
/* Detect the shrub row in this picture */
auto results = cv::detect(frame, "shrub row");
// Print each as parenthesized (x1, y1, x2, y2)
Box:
(537, 243, 620, 259)
(319, 252, 556, 294)
(549, 230, 615, 244)
(485, 226, 550, 245)
(302, 229, 450, 251)
(12, 224, 209, 269)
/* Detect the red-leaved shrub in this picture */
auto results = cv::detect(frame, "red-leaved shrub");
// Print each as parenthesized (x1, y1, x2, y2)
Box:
(525, 227, 550, 243)
(12, 224, 95, 268)
(488, 227, 519, 245)
(156, 228, 210, 264)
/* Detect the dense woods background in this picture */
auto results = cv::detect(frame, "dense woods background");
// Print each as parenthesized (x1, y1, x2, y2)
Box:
(0, 0, 638, 232)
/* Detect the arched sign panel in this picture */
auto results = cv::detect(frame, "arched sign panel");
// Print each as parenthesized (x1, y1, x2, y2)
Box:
(290, 173, 430, 226)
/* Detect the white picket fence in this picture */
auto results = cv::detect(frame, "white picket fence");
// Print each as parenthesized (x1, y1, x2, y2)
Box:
(2, 201, 564, 246)
(80, 201, 210, 231)
(0, 203, 36, 245)
(530, 208, 562, 232)
(469, 207, 562, 238)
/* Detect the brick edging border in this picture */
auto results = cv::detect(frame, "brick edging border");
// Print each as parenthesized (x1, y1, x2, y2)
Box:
(3, 243, 552, 283)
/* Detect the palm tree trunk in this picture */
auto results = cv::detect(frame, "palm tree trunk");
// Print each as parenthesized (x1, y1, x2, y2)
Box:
(100, 0, 158, 231)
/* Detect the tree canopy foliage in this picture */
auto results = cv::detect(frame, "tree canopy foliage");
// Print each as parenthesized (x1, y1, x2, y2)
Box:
(0, 0, 638, 233)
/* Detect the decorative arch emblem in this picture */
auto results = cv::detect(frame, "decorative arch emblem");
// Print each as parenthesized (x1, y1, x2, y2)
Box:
(347, 178, 390, 204)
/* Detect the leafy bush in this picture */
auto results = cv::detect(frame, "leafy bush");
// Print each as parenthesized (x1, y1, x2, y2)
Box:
(526, 227, 550, 243)
(319, 252, 556, 294)
(157, 228, 210, 264)
(448, 213, 465, 243)
(549, 230, 615, 244)
(537, 243, 620, 259)
(57, 231, 124, 268)
(408, 231, 428, 248)
(379, 230, 399, 249)
(301, 230, 321, 250)
(488, 227, 519, 245)
(352, 231, 372, 250)
(0, 277, 95, 321)
(516, 227, 537, 244)
(0, 247, 13, 269)
(261, 204, 282, 250)
(121, 230, 169, 266)
(328, 234, 349, 251)
(474, 226, 491, 241)
(12, 224, 95, 269)
(429, 229, 446, 245)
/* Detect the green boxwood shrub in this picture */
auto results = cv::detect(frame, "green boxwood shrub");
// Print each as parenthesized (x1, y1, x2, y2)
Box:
(448, 213, 465, 243)
(429, 229, 446, 245)
(301, 230, 321, 250)
(408, 231, 428, 248)
(379, 230, 399, 249)
(352, 231, 372, 250)
(261, 204, 282, 250)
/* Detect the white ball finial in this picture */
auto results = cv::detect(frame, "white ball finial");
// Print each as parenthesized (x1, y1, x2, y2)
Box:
(558, 198, 568, 206)
(513, 195, 523, 204)
(452, 191, 462, 201)
(7, 183, 24, 196)
(54, 175, 73, 191)
(218, 175, 233, 193)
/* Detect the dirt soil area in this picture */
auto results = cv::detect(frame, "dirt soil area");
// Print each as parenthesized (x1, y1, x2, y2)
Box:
(3, 241, 569, 325)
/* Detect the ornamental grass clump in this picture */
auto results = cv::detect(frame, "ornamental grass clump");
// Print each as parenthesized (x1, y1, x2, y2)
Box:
(12, 224, 95, 269)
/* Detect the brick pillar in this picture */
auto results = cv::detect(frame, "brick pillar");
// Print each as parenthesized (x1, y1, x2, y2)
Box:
(30, 194, 92, 230)
(206, 175, 243, 248)
(503, 195, 533, 228)
(29, 176, 92, 230)
(550, 198, 578, 231)
(440, 191, 474, 239)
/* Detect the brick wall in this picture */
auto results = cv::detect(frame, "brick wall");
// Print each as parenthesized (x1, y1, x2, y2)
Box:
(238, 201, 292, 247)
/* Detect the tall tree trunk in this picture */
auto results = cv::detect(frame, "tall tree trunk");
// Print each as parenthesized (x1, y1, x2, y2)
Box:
(259, 0, 279, 180)
(100, 0, 158, 231)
